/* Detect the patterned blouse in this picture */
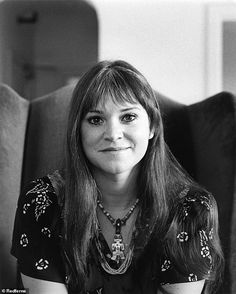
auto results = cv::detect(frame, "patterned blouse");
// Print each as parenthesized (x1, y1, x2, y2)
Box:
(11, 175, 216, 294)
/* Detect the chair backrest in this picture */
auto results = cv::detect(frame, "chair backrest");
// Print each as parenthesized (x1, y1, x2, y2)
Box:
(22, 85, 74, 186)
(0, 84, 29, 287)
(0, 84, 235, 294)
(186, 93, 236, 294)
(163, 91, 236, 294)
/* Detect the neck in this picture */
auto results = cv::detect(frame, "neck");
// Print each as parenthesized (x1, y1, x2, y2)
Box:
(93, 168, 139, 211)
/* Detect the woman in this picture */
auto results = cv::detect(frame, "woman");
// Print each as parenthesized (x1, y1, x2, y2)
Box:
(11, 60, 224, 294)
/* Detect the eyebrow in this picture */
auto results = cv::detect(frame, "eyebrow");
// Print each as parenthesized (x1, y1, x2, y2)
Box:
(87, 107, 141, 114)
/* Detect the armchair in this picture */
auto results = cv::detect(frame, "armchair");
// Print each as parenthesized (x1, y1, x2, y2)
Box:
(0, 83, 235, 293)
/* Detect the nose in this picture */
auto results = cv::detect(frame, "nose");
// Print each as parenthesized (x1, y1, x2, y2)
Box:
(104, 120, 123, 142)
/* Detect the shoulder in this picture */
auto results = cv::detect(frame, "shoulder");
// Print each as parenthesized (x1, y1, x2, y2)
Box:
(164, 186, 217, 268)
(158, 186, 218, 284)
(17, 171, 64, 226)
(158, 185, 223, 287)
(11, 171, 66, 283)
(165, 185, 217, 244)
(173, 185, 216, 223)
(177, 185, 214, 207)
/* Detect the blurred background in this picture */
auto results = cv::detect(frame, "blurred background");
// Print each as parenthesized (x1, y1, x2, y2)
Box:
(0, 0, 236, 104)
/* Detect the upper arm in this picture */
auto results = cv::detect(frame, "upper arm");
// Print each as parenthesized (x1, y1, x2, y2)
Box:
(157, 280, 205, 294)
(159, 189, 224, 289)
(21, 274, 68, 294)
(11, 177, 66, 284)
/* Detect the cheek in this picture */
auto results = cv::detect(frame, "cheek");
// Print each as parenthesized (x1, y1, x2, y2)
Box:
(81, 124, 93, 153)
(81, 125, 101, 154)
(81, 132, 96, 165)
(136, 119, 152, 140)
(131, 124, 152, 151)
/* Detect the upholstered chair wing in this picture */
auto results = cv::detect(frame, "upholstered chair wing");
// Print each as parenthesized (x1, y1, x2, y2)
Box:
(161, 92, 236, 294)
(22, 85, 74, 186)
(0, 84, 29, 287)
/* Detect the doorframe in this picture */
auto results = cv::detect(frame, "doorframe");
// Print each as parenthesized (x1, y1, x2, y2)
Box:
(206, 3, 236, 97)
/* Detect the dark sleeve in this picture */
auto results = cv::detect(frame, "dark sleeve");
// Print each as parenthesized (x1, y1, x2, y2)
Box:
(11, 176, 66, 283)
(159, 188, 223, 285)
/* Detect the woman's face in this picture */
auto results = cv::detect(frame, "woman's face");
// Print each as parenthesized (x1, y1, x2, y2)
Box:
(81, 98, 154, 177)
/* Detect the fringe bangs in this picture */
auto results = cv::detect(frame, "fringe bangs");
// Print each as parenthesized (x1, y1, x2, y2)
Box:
(80, 65, 158, 125)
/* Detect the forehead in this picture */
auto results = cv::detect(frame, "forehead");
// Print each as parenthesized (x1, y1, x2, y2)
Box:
(86, 89, 142, 110)
(81, 77, 150, 118)
(93, 96, 143, 111)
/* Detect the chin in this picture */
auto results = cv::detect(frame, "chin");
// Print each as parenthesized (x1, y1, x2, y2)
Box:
(98, 163, 139, 176)
(104, 167, 129, 175)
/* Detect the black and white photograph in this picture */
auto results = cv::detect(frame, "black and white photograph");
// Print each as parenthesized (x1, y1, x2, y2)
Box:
(0, 1, 235, 293)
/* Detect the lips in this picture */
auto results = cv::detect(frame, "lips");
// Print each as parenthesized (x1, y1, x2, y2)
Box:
(100, 147, 131, 152)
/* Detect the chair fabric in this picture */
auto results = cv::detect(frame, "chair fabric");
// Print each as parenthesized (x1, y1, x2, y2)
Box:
(187, 93, 236, 294)
(22, 85, 74, 186)
(0, 84, 29, 287)
(0, 84, 235, 294)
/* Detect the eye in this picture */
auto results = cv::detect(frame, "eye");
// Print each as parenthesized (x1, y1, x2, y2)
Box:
(122, 113, 137, 122)
(87, 116, 104, 125)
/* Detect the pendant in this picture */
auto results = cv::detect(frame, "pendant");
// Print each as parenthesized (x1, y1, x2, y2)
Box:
(111, 233, 125, 263)
(111, 219, 125, 263)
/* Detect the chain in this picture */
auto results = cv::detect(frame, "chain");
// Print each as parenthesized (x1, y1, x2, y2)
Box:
(97, 198, 139, 226)
(96, 197, 139, 268)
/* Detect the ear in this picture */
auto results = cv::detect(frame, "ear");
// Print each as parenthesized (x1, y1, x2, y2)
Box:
(149, 128, 155, 140)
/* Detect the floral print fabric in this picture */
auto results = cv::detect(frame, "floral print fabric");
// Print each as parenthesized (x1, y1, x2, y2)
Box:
(11, 177, 66, 283)
(11, 176, 215, 294)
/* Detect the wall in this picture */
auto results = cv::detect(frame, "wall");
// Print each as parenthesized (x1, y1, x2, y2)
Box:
(33, 1, 98, 97)
(0, 0, 98, 99)
(0, 2, 35, 94)
(0, 0, 235, 104)
(91, 0, 208, 104)
(223, 21, 236, 95)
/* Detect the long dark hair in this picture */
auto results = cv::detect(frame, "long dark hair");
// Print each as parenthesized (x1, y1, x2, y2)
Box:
(59, 60, 224, 293)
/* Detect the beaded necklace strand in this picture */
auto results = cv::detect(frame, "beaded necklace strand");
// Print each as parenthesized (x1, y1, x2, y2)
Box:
(97, 198, 139, 264)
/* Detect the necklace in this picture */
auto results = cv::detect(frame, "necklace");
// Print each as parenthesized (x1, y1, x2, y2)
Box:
(97, 198, 139, 264)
